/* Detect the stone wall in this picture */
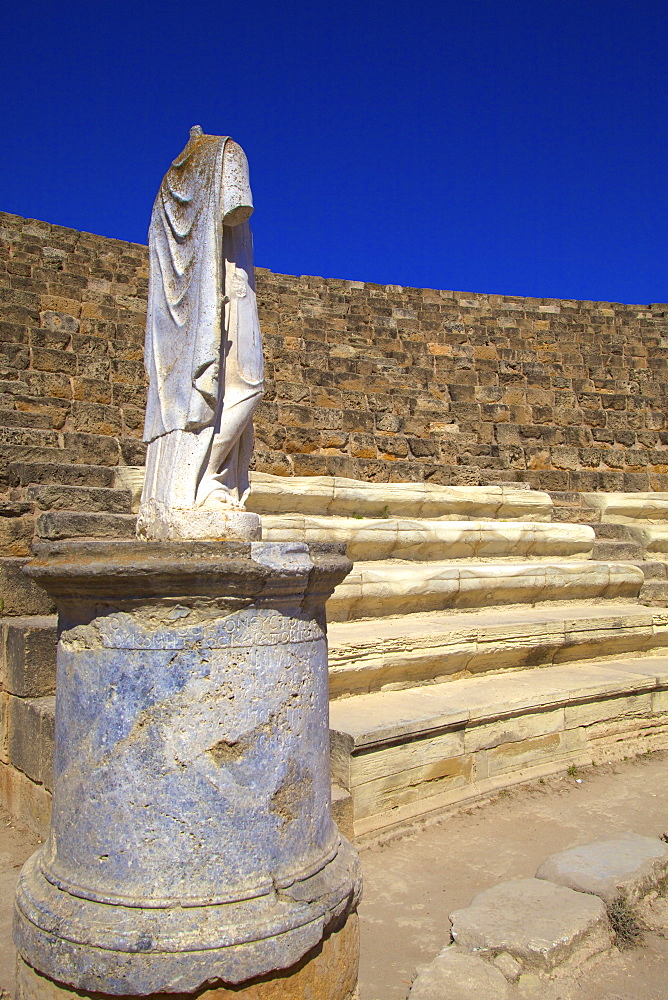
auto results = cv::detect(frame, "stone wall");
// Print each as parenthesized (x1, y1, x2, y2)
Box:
(2, 209, 668, 493)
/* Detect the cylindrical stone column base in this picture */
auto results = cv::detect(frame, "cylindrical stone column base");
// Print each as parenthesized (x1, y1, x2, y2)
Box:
(14, 540, 361, 998)
(16, 912, 359, 1000)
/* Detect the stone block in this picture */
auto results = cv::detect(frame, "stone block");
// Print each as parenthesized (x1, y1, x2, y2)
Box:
(564, 692, 653, 729)
(408, 947, 509, 1000)
(464, 709, 565, 754)
(35, 511, 137, 540)
(450, 878, 612, 971)
(7, 695, 55, 787)
(0, 559, 55, 616)
(27, 484, 133, 514)
(536, 833, 668, 904)
(484, 729, 587, 778)
(2, 616, 57, 697)
(351, 753, 473, 822)
(0, 759, 52, 838)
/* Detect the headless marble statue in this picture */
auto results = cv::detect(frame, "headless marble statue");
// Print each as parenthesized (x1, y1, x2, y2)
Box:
(137, 127, 264, 541)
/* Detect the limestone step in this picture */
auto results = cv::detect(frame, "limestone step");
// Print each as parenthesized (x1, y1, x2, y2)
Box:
(629, 524, 668, 558)
(27, 484, 133, 514)
(261, 515, 595, 562)
(249, 473, 554, 521)
(327, 560, 644, 621)
(581, 492, 668, 523)
(8, 461, 117, 489)
(329, 654, 668, 835)
(34, 511, 137, 541)
(631, 560, 667, 580)
(114, 468, 555, 521)
(326, 602, 668, 698)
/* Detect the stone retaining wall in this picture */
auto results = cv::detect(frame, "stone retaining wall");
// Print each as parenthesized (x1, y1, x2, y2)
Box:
(2, 209, 668, 492)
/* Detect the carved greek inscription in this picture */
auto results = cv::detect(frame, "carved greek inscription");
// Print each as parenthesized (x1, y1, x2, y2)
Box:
(202, 609, 324, 649)
(63, 607, 325, 651)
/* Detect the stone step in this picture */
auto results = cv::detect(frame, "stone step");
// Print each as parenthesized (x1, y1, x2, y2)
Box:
(449, 879, 612, 972)
(329, 654, 668, 836)
(0, 449, 81, 487)
(640, 580, 668, 606)
(34, 511, 137, 541)
(581, 492, 668, 524)
(630, 524, 668, 557)
(591, 539, 644, 561)
(327, 602, 668, 698)
(249, 473, 554, 521)
(261, 515, 594, 562)
(115, 469, 555, 522)
(27, 484, 133, 514)
(327, 560, 644, 622)
(630, 560, 667, 580)
(8, 461, 116, 489)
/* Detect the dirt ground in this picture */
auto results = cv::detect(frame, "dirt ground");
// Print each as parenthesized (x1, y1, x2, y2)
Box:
(357, 750, 668, 1000)
(2, 752, 668, 999)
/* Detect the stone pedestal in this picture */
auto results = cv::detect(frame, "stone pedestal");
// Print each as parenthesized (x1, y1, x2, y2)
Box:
(14, 540, 361, 998)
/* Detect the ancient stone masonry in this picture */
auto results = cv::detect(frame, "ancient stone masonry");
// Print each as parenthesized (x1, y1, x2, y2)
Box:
(2, 209, 668, 506)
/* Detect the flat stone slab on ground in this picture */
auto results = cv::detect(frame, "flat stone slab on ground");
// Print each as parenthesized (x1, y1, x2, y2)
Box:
(449, 878, 612, 971)
(408, 947, 509, 1000)
(536, 832, 668, 903)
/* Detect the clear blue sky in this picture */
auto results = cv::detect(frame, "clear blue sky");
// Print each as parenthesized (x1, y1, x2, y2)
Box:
(2, 1, 666, 303)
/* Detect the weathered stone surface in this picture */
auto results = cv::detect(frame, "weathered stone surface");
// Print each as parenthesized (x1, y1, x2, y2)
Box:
(249, 473, 553, 520)
(262, 515, 594, 561)
(535, 832, 668, 904)
(136, 501, 261, 542)
(582, 493, 668, 524)
(327, 560, 643, 621)
(14, 541, 361, 995)
(2, 617, 57, 697)
(8, 463, 116, 490)
(34, 511, 137, 541)
(449, 878, 612, 971)
(26, 484, 133, 514)
(327, 603, 668, 698)
(0, 760, 52, 839)
(0, 560, 55, 617)
(7, 696, 54, 789)
(16, 912, 360, 1000)
(408, 947, 509, 999)
(139, 133, 263, 531)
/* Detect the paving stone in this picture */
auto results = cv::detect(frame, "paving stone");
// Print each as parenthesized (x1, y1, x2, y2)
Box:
(449, 878, 612, 971)
(536, 832, 668, 903)
(408, 947, 509, 1000)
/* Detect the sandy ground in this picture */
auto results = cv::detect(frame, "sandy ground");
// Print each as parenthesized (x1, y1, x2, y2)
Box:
(358, 750, 668, 1000)
(2, 752, 668, 998)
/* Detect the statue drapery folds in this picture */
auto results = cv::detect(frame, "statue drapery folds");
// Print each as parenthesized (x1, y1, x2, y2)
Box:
(139, 128, 264, 537)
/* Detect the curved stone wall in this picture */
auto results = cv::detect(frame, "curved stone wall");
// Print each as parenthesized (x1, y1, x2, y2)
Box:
(2, 210, 667, 492)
